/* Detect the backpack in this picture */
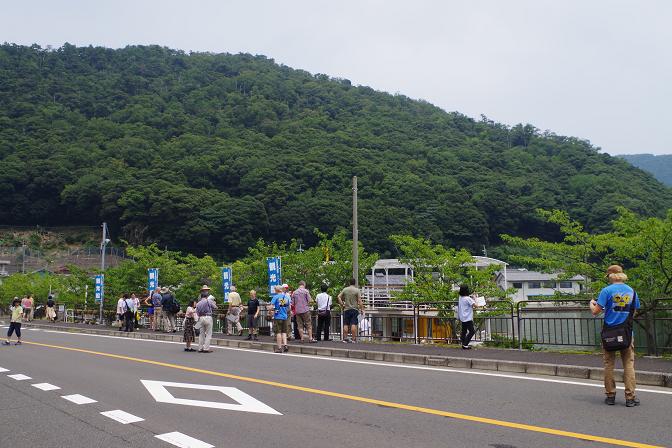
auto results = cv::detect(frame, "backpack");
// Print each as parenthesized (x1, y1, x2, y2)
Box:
(169, 296, 181, 314)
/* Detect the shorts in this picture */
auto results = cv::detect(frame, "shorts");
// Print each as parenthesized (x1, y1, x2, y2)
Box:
(273, 319, 290, 334)
(147, 307, 154, 316)
(344, 308, 359, 327)
(247, 314, 257, 328)
(296, 311, 311, 328)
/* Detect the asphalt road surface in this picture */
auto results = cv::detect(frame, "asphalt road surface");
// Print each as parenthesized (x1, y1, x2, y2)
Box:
(0, 326, 670, 448)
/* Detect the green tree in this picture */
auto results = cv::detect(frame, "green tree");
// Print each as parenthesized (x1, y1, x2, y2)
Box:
(390, 235, 507, 304)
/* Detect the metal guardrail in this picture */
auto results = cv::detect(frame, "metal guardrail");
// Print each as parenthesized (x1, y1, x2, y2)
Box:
(651, 298, 672, 356)
(414, 301, 515, 346)
(515, 298, 672, 355)
(61, 298, 672, 354)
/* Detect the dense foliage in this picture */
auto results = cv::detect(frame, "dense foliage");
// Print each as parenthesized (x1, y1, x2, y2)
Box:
(502, 208, 672, 303)
(2, 43, 671, 260)
(619, 154, 672, 187)
(0, 230, 374, 310)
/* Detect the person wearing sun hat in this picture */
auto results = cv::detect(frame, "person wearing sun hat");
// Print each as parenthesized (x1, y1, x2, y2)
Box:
(590, 264, 640, 407)
(196, 285, 217, 353)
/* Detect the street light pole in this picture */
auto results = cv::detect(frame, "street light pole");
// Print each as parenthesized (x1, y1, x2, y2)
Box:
(99, 222, 108, 324)
(352, 176, 359, 287)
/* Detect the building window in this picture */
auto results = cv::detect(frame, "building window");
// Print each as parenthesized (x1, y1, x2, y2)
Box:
(559, 281, 573, 289)
(542, 281, 556, 288)
(512, 282, 523, 289)
(528, 281, 541, 289)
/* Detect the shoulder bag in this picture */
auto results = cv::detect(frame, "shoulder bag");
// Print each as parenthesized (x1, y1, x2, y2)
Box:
(600, 293, 637, 352)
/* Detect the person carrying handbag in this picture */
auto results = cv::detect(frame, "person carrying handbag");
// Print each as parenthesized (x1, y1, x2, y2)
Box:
(590, 265, 640, 407)
(183, 299, 198, 352)
(315, 284, 332, 341)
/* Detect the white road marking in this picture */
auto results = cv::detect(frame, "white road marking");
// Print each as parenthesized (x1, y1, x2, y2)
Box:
(7, 374, 31, 380)
(34, 328, 672, 396)
(32, 382, 61, 391)
(155, 431, 214, 448)
(141, 379, 282, 415)
(62, 394, 97, 404)
(100, 410, 144, 424)
(0, 367, 9, 372)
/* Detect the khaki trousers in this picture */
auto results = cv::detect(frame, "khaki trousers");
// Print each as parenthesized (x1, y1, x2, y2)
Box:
(153, 307, 163, 330)
(198, 316, 213, 351)
(603, 342, 636, 400)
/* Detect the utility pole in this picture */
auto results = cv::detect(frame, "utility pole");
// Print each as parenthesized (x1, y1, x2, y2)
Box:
(352, 176, 359, 287)
(99, 222, 108, 324)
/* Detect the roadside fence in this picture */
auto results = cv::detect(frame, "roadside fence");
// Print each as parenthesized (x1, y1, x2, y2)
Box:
(61, 297, 672, 354)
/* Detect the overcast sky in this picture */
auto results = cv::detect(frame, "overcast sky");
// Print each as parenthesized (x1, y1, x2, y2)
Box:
(3, 0, 670, 155)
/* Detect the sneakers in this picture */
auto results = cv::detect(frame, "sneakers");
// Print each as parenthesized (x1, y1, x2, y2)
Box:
(245, 335, 252, 340)
(274, 347, 283, 353)
(462, 345, 472, 350)
(309, 339, 318, 344)
(2, 341, 9, 346)
(15, 341, 21, 346)
(605, 396, 616, 405)
(625, 398, 640, 407)
(253, 335, 258, 341)
(282, 345, 289, 352)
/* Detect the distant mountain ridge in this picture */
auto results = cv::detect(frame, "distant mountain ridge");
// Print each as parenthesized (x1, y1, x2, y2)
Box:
(1, 43, 671, 259)
(619, 154, 672, 187)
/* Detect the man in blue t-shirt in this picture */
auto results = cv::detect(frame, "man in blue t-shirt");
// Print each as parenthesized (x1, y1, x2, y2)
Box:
(270, 285, 291, 353)
(590, 265, 640, 407)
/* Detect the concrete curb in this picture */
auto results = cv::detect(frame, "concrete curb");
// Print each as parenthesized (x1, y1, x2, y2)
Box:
(27, 323, 671, 388)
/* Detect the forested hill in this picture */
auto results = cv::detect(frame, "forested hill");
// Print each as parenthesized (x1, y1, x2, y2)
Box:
(1, 44, 671, 259)
(619, 154, 672, 187)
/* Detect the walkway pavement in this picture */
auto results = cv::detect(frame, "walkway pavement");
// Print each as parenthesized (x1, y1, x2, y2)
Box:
(15, 320, 672, 384)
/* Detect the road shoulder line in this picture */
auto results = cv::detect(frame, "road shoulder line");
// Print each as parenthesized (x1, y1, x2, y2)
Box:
(25, 323, 672, 388)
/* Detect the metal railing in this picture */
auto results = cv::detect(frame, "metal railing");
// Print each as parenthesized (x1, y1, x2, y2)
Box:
(59, 298, 672, 354)
(414, 301, 516, 346)
(515, 298, 672, 355)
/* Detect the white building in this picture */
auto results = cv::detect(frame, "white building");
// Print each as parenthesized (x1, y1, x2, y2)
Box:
(363, 258, 413, 308)
(495, 269, 585, 302)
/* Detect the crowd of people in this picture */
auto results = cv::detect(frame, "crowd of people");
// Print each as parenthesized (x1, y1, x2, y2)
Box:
(105, 279, 366, 355)
(1, 266, 640, 407)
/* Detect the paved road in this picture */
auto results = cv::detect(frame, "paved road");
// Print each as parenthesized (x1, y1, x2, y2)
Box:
(27, 321, 672, 373)
(0, 327, 670, 448)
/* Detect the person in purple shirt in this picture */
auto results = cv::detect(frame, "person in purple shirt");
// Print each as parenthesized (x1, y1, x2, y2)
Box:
(292, 281, 316, 343)
(590, 265, 640, 407)
(195, 285, 217, 353)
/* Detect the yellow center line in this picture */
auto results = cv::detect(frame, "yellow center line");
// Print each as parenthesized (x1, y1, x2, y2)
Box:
(23, 340, 664, 448)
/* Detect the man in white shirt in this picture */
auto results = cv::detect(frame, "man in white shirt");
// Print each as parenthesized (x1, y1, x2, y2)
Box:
(226, 286, 243, 336)
(457, 285, 483, 349)
(315, 284, 332, 341)
(116, 296, 126, 331)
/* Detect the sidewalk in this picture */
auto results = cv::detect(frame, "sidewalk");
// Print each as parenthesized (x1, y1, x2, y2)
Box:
(17, 320, 672, 387)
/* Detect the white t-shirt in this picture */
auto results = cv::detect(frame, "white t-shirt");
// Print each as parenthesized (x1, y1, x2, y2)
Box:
(457, 295, 475, 322)
(116, 298, 125, 314)
(316, 292, 331, 311)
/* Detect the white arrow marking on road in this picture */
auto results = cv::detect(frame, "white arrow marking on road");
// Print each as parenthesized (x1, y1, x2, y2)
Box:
(0, 367, 9, 372)
(100, 410, 145, 424)
(141, 380, 282, 415)
(32, 383, 61, 391)
(155, 432, 214, 448)
(7, 374, 31, 380)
